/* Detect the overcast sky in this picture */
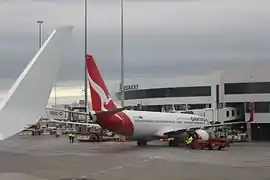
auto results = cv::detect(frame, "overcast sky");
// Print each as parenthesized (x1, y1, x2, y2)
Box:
(1, 0, 270, 105)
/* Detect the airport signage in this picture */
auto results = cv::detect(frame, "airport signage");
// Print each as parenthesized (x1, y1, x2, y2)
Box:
(125, 84, 139, 91)
(119, 84, 139, 91)
(120, 84, 139, 91)
(47, 110, 67, 120)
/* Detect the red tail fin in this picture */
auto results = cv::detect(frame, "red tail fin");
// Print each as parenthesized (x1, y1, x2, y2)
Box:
(86, 55, 118, 111)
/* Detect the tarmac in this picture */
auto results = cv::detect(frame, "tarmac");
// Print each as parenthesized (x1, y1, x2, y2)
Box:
(0, 135, 270, 180)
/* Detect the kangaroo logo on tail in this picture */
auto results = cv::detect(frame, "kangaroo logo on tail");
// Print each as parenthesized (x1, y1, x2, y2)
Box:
(88, 73, 115, 111)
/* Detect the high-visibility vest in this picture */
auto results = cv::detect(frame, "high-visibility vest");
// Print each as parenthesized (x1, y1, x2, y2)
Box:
(185, 136, 191, 142)
(185, 136, 193, 145)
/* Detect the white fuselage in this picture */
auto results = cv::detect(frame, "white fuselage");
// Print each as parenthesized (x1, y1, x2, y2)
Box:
(122, 110, 209, 139)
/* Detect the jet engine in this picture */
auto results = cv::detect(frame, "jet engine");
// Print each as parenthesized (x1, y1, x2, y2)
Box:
(194, 129, 210, 141)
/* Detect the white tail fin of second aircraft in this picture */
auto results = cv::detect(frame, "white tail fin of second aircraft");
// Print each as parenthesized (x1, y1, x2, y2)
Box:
(0, 26, 73, 140)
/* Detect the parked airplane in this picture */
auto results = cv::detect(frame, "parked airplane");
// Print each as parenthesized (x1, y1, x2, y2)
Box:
(50, 55, 251, 147)
(0, 26, 73, 140)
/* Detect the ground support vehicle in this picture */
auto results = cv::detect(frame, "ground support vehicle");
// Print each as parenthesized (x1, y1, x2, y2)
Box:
(188, 138, 230, 150)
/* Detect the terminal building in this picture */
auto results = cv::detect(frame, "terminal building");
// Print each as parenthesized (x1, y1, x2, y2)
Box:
(113, 63, 270, 141)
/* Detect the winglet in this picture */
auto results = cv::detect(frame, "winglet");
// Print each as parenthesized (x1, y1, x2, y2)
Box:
(0, 26, 73, 140)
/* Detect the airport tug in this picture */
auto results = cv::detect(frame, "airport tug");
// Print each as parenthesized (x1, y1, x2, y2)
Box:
(185, 129, 230, 150)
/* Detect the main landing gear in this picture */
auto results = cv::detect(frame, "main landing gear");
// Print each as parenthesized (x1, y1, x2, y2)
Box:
(169, 138, 179, 147)
(137, 139, 147, 147)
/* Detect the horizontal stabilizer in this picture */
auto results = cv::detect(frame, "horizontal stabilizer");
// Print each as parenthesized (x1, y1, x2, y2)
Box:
(95, 106, 132, 118)
(0, 26, 73, 140)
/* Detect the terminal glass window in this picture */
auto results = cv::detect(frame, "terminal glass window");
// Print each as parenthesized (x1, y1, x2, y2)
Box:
(255, 102, 270, 113)
(117, 86, 211, 100)
(225, 82, 270, 94)
(245, 102, 270, 113)
(232, 110, 235, 116)
(142, 105, 162, 112)
(226, 111, 230, 117)
(216, 85, 220, 108)
(237, 109, 240, 116)
(189, 104, 209, 109)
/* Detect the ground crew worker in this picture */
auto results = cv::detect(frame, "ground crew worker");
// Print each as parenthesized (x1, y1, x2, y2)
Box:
(185, 132, 195, 145)
(71, 132, 75, 143)
(68, 132, 72, 143)
(185, 135, 194, 146)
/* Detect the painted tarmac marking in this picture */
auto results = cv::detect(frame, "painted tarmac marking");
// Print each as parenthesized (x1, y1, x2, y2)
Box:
(90, 156, 161, 176)
(34, 152, 97, 157)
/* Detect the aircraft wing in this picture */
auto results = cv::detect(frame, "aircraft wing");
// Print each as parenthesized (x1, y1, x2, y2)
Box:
(159, 121, 245, 137)
(0, 26, 73, 140)
(155, 126, 187, 137)
(196, 121, 246, 130)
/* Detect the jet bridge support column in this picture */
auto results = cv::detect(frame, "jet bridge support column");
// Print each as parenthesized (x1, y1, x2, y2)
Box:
(246, 123, 252, 141)
(244, 102, 252, 141)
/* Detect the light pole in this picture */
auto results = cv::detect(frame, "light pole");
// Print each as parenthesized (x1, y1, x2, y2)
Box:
(37, 20, 43, 48)
(84, 0, 88, 111)
(120, 0, 125, 107)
